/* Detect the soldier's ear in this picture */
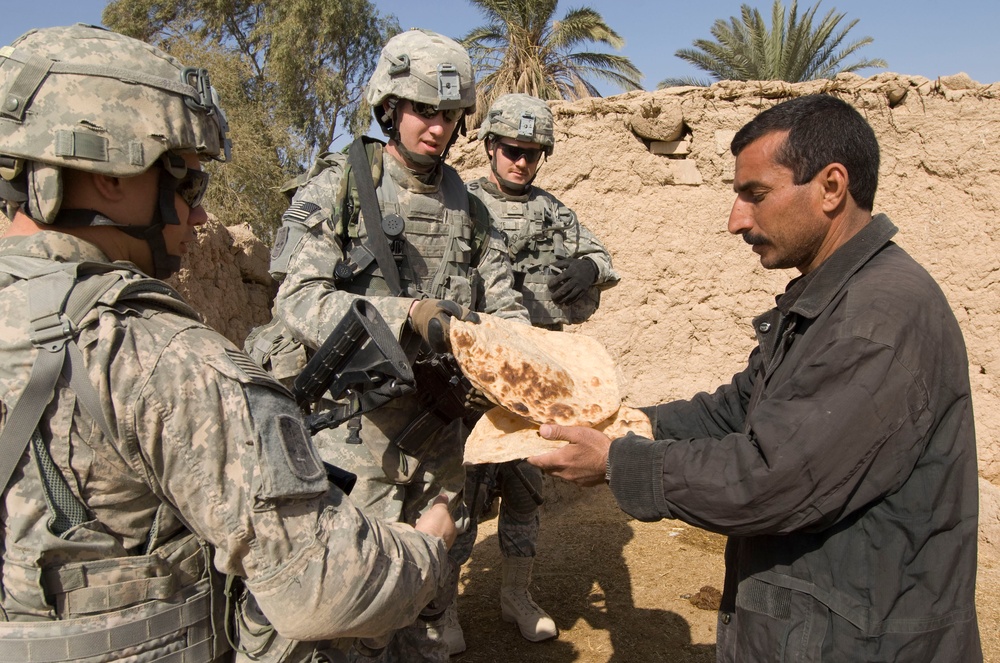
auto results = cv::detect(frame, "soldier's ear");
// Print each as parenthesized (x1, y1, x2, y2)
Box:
(92, 173, 127, 202)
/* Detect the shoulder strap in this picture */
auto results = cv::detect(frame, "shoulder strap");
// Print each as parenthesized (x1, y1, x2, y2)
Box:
(347, 138, 403, 296)
(0, 261, 124, 495)
(466, 192, 492, 265)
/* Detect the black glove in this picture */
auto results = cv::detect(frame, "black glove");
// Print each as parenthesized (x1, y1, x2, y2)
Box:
(464, 386, 494, 412)
(547, 257, 598, 305)
(409, 299, 480, 353)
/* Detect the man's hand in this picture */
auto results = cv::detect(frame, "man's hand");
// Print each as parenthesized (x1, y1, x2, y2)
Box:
(527, 423, 611, 487)
(408, 299, 479, 353)
(415, 495, 458, 549)
(547, 257, 597, 305)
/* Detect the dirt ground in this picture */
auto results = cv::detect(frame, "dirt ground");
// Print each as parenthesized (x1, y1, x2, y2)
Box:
(454, 482, 1000, 662)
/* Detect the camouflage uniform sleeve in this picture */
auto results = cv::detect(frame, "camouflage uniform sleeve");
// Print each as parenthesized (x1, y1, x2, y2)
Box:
(123, 321, 446, 640)
(469, 196, 530, 323)
(542, 191, 620, 288)
(272, 168, 416, 350)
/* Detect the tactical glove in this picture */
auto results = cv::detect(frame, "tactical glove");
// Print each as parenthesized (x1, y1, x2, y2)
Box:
(464, 386, 494, 412)
(409, 299, 480, 353)
(547, 257, 598, 305)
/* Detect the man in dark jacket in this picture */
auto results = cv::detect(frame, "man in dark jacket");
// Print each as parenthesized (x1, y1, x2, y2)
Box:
(529, 94, 982, 662)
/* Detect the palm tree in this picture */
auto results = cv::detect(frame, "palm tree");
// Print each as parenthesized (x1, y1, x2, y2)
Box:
(658, 0, 886, 88)
(462, 0, 642, 125)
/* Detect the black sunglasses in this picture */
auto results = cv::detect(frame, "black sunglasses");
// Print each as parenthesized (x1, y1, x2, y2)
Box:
(174, 169, 211, 209)
(411, 101, 465, 123)
(495, 141, 544, 165)
(158, 154, 211, 209)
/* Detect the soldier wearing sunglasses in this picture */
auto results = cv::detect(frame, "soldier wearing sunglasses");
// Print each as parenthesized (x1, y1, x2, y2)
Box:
(453, 93, 620, 647)
(1, 24, 460, 663)
(253, 29, 528, 662)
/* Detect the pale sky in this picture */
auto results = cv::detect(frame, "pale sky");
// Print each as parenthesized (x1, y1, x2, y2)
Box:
(3, 0, 997, 149)
(3, 0, 997, 86)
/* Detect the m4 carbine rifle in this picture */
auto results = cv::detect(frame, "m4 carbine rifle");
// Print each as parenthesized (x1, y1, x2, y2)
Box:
(291, 298, 416, 493)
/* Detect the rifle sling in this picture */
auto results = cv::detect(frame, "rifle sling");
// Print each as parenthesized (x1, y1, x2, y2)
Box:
(347, 139, 403, 297)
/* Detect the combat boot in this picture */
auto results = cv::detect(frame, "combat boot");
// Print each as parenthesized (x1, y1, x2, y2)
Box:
(500, 556, 557, 642)
(426, 597, 466, 656)
(440, 599, 466, 655)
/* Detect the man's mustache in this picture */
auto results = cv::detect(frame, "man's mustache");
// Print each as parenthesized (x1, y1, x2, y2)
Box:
(742, 232, 768, 246)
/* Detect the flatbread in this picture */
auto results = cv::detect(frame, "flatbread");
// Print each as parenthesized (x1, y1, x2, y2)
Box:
(450, 314, 620, 426)
(464, 405, 653, 465)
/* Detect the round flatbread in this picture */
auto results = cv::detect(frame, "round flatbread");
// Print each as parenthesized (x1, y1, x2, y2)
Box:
(450, 314, 620, 426)
(464, 405, 653, 465)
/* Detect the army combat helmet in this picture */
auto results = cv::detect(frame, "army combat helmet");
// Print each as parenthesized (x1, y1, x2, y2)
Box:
(365, 28, 476, 168)
(479, 93, 553, 192)
(0, 24, 230, 278)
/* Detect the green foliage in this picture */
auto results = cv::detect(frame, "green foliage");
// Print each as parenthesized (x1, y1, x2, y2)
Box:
(657, 0, 886, 88)
(461, 0, 643, 126)
(103, 0, 398, 238)
(165, 37, 292, 241)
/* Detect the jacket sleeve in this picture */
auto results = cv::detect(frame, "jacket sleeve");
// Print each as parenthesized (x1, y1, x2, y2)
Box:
(613, 336, 929, 537)
(557, 201, 619, 288)
(125, 324, 447, 641)
(271, 168, 416, 351)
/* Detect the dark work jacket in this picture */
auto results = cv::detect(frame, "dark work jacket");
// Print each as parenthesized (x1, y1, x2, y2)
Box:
(610, 215, 981, 662)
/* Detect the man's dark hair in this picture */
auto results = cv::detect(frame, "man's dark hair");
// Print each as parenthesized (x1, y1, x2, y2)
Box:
(731, 94, 880, 211)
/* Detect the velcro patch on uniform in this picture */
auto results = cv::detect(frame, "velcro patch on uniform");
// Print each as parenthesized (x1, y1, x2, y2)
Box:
(225, 348, 292, 396)
(270, 227, 289, 261)
(247, 387, 329, 500)
(281, 201, 321, 225)
(275, 414, 325, 482)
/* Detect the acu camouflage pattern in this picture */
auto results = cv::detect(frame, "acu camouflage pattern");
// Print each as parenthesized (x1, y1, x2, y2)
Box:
(255, 142, 528, 662)
(0, 25, 229, 222)
(452, 459, 544, 572)
(365, 29, 476, 112)
(0, 232, 450, 661)
(478, 94, 555, 153)
(467, 177, 619, 327)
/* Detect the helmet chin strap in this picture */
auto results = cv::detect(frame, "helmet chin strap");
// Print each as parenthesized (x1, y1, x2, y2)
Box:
(55, 167, 184, 279)
(486, 137, 537, 195)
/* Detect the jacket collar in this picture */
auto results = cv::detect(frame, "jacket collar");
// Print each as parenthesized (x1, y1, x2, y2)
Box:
(479, 177, 533, 203)
(0, 230, 112, 265)
(777, 213, 898, 320)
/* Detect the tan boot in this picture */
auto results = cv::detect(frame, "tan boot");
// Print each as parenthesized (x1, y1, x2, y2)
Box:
(427, 598, 466, 656)
(500, 556, 558, 642)
(441, 600, 466, 656)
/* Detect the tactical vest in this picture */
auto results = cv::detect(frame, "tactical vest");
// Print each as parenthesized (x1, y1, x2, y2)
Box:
(0, 253, 230, 663)
(467, 181, 599, 326)
(340, 161, 481, 304)
(249, 142, 490, 380)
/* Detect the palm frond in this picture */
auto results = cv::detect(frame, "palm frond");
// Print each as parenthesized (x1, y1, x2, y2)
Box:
(674, 0, 886, 83)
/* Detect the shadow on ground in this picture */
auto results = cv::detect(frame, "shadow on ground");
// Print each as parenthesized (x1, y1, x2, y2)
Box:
(454, 483, 717, 662)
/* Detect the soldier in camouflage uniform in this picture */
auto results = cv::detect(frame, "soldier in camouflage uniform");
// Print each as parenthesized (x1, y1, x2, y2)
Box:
(453, 93, 620, 647)
(0, 25, 457, 663)
(247, 29, 528, 662)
